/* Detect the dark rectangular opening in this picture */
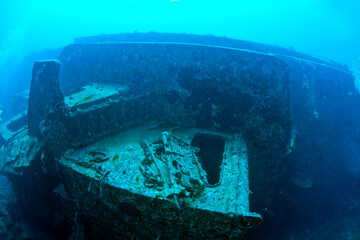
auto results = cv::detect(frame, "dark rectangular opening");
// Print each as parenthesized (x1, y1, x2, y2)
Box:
(191, 133, 225, 185)
(7, 114, 27, 132)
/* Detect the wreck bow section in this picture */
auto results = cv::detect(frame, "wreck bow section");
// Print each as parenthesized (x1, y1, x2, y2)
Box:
(1, 42, 291, 239)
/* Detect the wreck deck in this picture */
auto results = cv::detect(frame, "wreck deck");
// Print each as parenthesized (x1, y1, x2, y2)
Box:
(59, 123, 261, 224)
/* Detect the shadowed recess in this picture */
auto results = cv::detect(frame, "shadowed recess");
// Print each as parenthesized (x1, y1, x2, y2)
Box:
(191, 133, 225, 185)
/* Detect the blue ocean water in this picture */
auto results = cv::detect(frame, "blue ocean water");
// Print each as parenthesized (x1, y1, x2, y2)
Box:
(0, 1, 360, 239)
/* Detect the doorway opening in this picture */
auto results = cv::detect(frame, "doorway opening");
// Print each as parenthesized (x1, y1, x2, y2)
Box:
(191, 133, 225, 185)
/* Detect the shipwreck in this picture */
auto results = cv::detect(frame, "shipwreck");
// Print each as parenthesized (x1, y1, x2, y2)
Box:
(0, 33, 357, 239)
